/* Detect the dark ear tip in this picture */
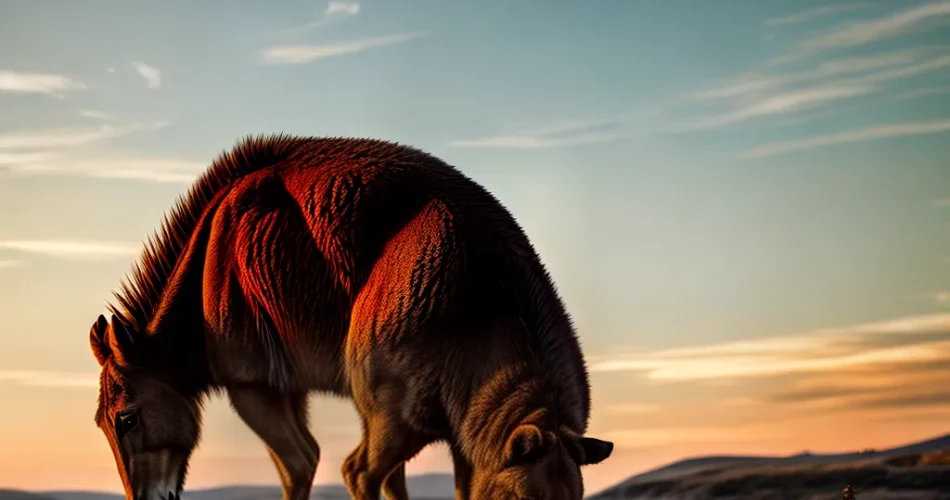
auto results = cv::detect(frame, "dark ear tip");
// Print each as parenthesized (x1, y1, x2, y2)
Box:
(93, 314, 109, 336)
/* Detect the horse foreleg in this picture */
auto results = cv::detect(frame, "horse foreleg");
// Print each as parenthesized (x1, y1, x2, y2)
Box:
(227, 387, 319, 500)
(382, 462, 409, 500)
(450, 446, 472, 500)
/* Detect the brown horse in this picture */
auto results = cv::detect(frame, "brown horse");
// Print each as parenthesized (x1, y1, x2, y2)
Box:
(89, 135, 613, 500)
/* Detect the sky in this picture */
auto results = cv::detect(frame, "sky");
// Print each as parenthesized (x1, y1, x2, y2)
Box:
(1, 0, 950, 495)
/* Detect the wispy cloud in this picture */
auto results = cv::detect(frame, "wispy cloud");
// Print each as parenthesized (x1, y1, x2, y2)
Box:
(79, 109, 114, 120)
(593, 338, 950, 450)
(0, 70, 84, 95)
(324, 1, 360, 18)
(0, 122, 168, 150)
(855, 54, 950, 85)
(0, 240, 141, 260)
(0, 152, 56, 166)
(590, 313, 950, 381)
(671, 3, 950, 140)
(132, 61, 162, 89)
(671, 84, 874, 132)
(740, 119, 950, 159)
(937, 292, 950, 307)
(0, 260, 22, 270)
(800, 1, 950, 51)
(898, 85, 950, 100)
(260, 32, 426, 64)
(673, 49, 950, 134)
(681, 49, 921, 103)
(934, 197, 950, 206)
(2, 154, 206, 183)
(0, 370, 98, 389)
(270, 1, 362, 37)
(0, 121, 194, 183)
(450, 114, 635, 149)
(765, 3, 872, 27)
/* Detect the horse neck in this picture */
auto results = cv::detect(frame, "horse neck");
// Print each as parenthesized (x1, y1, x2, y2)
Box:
(143, 201, 221, 398)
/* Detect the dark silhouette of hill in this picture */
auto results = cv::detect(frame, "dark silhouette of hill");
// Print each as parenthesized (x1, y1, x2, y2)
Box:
(41, 473, 456, 500)
(0, 491, 58, 500)
(589, 432, 950, 499)
(617, 432, 950, 486)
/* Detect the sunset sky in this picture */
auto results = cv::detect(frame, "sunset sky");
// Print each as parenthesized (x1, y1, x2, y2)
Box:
(1, 0, 950, 495)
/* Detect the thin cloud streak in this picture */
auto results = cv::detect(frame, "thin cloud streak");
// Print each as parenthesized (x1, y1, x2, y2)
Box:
(590, 313, 950, 381)
(740, 119, 950, 159)
(0, 122, 195, 183)
(0, 370, 98, 389)
(854, 55, 950, 85)
(681, 49, 921, 103)
(0, 122, 169, 150)
(450, 133, 619, 150)
(898, 86, 950, 100)
(79, 109, 114, 120)
(671, 85, 874, 132)
(0, 152, 55, 165)
(0, 240, 142, 260)
(5, 155, 207, 183)
(450, 115, 634, 149)
(0, 70, 84, 94)
(764, 367, 950, 410)
(325, 1, 360, 17)
(934, 197, 950, 206)
(132, 61, 162, 89)
(801, 1, 950, 51)
(765, 3, 872, 26)
(260, 32, 426, 64)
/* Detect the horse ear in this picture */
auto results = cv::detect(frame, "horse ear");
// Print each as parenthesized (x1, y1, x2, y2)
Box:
(107, 314, 135, 365)
(576, 436, 613, 466)
(89, 314, 111, 366)
(503, 424, 556, 466)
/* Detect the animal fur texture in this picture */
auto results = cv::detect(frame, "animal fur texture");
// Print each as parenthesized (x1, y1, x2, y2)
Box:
(89, 135, 614, 500)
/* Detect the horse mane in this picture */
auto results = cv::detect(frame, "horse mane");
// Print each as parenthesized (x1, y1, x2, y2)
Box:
(107, 133, 309, 330)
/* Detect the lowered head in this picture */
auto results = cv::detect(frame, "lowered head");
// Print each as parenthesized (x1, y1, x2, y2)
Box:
(89, 313, 200, 500)
(470, 423, 613, 500)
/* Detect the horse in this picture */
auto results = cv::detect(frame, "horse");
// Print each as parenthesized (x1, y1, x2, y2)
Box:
(88, 135, 613, 500)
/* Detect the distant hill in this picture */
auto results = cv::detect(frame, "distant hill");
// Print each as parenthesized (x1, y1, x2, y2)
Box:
(0, 491, 58, 500)
(589, 432, 950, 499)
(42, 473, 456, 500)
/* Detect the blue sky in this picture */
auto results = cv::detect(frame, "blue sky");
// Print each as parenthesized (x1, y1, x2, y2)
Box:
(1, 0, 950, 495)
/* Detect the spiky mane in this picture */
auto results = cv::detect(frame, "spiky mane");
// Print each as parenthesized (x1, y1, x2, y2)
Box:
(108, 133, 309, 329)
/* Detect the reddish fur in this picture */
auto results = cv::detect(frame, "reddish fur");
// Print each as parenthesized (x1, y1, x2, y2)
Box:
(91, 135, 611, 500)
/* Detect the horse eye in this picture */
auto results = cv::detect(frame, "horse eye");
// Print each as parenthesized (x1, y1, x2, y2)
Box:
(115, 411, 139, 439)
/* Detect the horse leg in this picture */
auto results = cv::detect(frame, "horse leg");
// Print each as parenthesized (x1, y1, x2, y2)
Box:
(227, 387, 319, 500)
(382, 462, 409, 500)
(450, 446, 473, 500)
(342, 420, 426, 500)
